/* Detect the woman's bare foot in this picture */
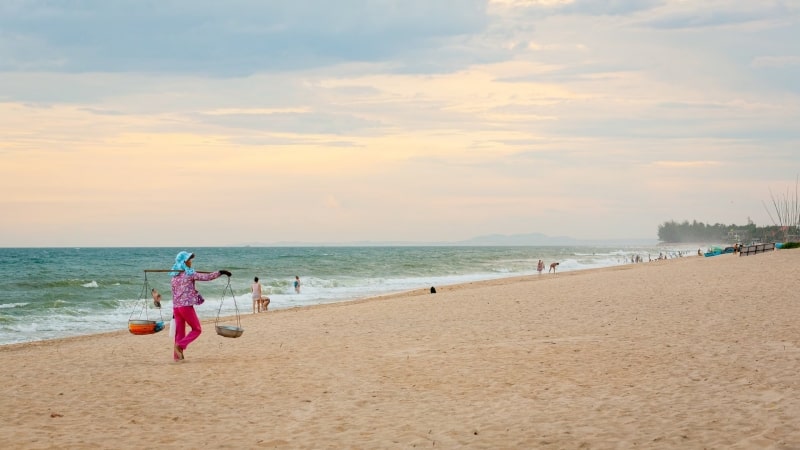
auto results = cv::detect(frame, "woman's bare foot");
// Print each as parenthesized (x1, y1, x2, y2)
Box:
(174, 344, 184, 360)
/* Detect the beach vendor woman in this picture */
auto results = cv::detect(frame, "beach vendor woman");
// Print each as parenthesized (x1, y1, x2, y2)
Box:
(170, 251, 232, 361)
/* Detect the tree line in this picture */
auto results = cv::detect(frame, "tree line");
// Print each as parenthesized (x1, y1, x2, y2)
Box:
(657, 220, 794, 244)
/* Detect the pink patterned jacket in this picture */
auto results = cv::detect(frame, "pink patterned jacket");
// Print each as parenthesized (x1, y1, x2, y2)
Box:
(171, 271, 222, 307)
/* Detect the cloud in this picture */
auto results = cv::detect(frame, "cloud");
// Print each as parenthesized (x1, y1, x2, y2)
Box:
(557, 0, 665, 16)
(0, 0, 490, 75)
(651, 160, 722, 168)
(490, 0, 666, 16)
(641, 1, 797, 30)
(193, 109, 385, 135)
(751, 55, 800, 68)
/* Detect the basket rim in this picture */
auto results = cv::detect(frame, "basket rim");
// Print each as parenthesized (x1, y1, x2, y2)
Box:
(129, 319, 157, 324)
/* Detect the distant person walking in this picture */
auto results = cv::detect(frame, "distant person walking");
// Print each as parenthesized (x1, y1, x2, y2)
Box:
(537, 260, 544, 275)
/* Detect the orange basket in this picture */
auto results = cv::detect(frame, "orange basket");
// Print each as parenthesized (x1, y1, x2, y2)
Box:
(128, 319, 164, 335)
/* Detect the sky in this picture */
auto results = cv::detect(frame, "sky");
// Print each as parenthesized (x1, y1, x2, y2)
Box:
(1, 0, 799, 247)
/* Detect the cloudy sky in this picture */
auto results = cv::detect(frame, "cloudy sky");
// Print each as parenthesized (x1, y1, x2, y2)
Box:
(1, 0, 799, 247)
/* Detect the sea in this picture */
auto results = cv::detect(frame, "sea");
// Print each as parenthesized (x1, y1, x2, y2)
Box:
(0, 245, 697, 346)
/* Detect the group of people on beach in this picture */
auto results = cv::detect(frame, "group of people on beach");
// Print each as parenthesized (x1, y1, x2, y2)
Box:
(164, 250, 301, 362)
(536, 260, 560, 274)
(252, 275, 301, 312)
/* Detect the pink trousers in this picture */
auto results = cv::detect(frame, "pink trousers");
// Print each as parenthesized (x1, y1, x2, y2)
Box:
(173, 306, 202, 359)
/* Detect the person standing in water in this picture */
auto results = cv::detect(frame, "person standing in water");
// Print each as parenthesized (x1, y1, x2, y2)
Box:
(294, 275, 301, 294)
(170, 251, 231, 361)
(537, 259, 544, 275)
(251, 276, 270, 313)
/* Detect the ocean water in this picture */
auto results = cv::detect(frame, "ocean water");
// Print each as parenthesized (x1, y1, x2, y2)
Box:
(0, 245, 695, 346)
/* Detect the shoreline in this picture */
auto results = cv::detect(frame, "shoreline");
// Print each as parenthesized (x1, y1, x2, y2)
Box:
(2, 249, 798, 448)
(0, 244, 703, 347)
(0, 254, 717, 353)
(0, 255, 627, 348)
(0, 255, 688, 349)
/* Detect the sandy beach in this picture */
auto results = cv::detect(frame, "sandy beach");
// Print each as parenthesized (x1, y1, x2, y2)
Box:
(1, 249, 798, 449)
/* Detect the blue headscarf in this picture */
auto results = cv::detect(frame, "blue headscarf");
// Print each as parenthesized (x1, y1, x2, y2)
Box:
(170, 251, 195, 277)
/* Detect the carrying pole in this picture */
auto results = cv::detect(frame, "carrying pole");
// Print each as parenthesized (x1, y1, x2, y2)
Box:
(144, 269, 216, 273)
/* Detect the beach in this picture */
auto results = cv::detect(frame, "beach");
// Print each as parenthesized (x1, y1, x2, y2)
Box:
(1, 249, 798, 449)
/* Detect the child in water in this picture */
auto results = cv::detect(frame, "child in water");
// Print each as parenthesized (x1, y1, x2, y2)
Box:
(151, 288, 162, 308)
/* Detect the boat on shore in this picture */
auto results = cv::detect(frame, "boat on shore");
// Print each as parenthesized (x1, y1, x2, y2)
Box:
(704, 246, 735, 257)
